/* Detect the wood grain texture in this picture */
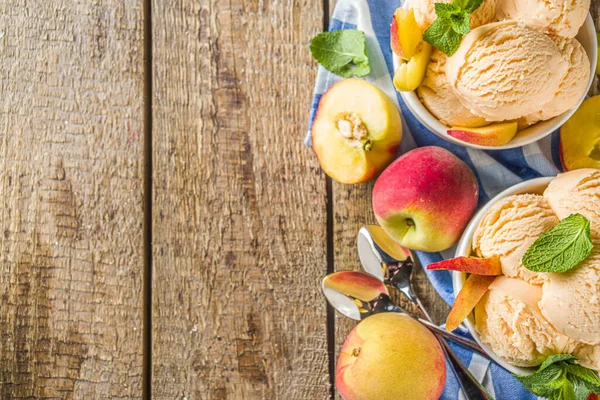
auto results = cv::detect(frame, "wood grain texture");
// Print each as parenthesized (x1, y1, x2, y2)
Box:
(0, 1, 145, 398)
(151, 0, 330, 398)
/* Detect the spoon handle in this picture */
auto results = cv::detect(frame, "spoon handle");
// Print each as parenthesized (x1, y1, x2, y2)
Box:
(440, 338, 495, 400)
(418, 318, 485, 354)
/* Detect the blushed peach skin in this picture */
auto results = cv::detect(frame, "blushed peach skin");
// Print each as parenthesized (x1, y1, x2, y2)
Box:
(336, 313, 446, 400)
(323, 271, 388, 302)
(390, 8, 422, 60)
(373, 146, 479, 252)
(447, 122, 518, 147)
(427, 257, 502, 275)
(446, 274, 495, 332)
(312, 79, 402, 184)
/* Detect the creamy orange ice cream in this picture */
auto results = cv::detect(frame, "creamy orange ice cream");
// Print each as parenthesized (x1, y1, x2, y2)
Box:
(417, 50, 488, 128)
(520, 37, 590, 127)
(404, 0, 498, 29)
(475, 277, 572, 367)
(472, 193, 558, 284)
(539, 248, 600, 345)
(446, 21, 568, 122)
(574, 343, 600, 371)
(544, 169, 600, 240)
(497, 0, 590, 38)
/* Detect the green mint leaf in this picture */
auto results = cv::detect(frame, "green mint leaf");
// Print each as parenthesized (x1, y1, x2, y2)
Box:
(434, 2, 462, 18)
(566, 365, 600, 393)
(423, 18, 463, 56)
(551, 380, 577, 400)
(450, 13, 471, 35)
(310, 30, 370, 78)
(462, 0, 484, 14)
(522, 213, 593, 273)
(571, 377, 593, 400)
(541, 355, 579, 370)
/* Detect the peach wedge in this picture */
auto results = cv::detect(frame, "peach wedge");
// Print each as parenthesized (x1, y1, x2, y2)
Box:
(446, 274, 495, 332)
(323, 270, 388, 302)
(312, 79, 402, 184)
(447, 121, 518, 147)
(559, 96, 600, 170)
(393, 42, 432, 92)
(390, 8, 422, 60)
(427, 257, 502, 276)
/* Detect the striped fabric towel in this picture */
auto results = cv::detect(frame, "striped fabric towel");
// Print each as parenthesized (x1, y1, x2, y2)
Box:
(305, 0, 567, 398)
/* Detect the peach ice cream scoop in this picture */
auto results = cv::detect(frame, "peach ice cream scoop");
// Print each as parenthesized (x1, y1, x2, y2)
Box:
(446, 21, 568, 122)
(496, 0, 590, 38)
(472, 193, 559, 284)
(417, 50, 488, 128)
(539, 248, 600, 346)
(544, 168, 600, 240)
(520, 37, 590, 127)
(475, 276, 573, 367)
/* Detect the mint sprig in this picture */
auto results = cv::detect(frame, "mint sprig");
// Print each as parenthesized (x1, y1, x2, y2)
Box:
(310, 30, 370, 78)
(515, 355, 600, 400)
(423, 0, 483, 56)
(522, 213, 593, 273)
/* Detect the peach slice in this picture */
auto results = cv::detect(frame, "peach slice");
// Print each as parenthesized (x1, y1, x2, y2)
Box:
(312, 78, 402, 184)
(393, 42, 432, 92)
(447, 121, 518, 147)
(446, 274, 495, 332)
(427, 257, 502, 276)
(559, 96, 600, 171)
(323, 270, 388, 302)
(390, 8, 422, 60)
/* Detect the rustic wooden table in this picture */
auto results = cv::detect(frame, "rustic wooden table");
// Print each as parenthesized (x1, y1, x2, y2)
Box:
(0, 1, 597, 399)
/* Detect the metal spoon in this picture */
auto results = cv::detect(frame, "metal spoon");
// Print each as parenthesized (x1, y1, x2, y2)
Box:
(357, 225, 493, 400)
(322, 270, 482, 352)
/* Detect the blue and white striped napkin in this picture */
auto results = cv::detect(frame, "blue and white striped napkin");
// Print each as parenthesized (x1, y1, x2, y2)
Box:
(305, 0, 565, 398)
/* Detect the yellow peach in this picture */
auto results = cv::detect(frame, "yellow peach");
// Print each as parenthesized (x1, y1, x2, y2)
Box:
(390, 8, 422, 60)
(559, 96, 600, 171)
(447, 122, 518, 147)
(393, 42, 432, 92)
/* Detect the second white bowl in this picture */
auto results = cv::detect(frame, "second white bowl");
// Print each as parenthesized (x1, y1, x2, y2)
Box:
(452, 176, 554, 375)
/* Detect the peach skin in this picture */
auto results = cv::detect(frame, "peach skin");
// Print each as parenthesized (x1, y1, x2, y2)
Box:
(390, 8, 422, 60)
(427, 257, 502, 275)
(447, 122, 518, 147)
(373, 146, 479, 252)
(336, 313, 446, 400)
(446, 274, 495, 332)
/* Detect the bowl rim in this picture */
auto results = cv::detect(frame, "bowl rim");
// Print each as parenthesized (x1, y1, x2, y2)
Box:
(452, 176, 555, 375)
(393, 13, 598, 150)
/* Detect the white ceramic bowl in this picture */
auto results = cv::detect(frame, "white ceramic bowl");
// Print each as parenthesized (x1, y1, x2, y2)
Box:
(393, 14, 598, 150)
(452, 176, 554, 375)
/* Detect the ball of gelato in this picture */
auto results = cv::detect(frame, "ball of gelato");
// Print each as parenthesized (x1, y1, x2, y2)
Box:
(520, 37, 590, 127)
(497, 0, 590, 38)
(404, 0, 498, 29)
(417, 50, 488, 128)
(475, 277, 572, 367)
(544, 169, 600, 240)
(446, 21, 568, 122)
(539, 248, 600, 345)
(472, 193, 558, 284)
(574, 343, 600, 371)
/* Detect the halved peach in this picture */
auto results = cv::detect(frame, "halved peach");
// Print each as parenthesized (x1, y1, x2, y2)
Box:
(312, 78, 403, 184)
(559, 96, 600, 171)
(390, 8, 422, 60)
(393, 42, 432, 92)
(427, 257, 502, 276)
(446, 274, 495, 332)
(447, 122, 518, 147)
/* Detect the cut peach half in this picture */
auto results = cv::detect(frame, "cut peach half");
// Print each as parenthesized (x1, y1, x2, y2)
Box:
(390, 8, 422, 60)
(393, 42, 432, 92)
(559, 96, 600, 171)
(427, 257, 501, 276)
(446, 274, 495, 332)
(447, 121, 518, 147)
(312, 78, 403, 184)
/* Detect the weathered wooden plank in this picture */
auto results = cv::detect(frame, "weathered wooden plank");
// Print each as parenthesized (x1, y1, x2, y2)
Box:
(0, 1, 146, 398)
(151, 0, 330, 398)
